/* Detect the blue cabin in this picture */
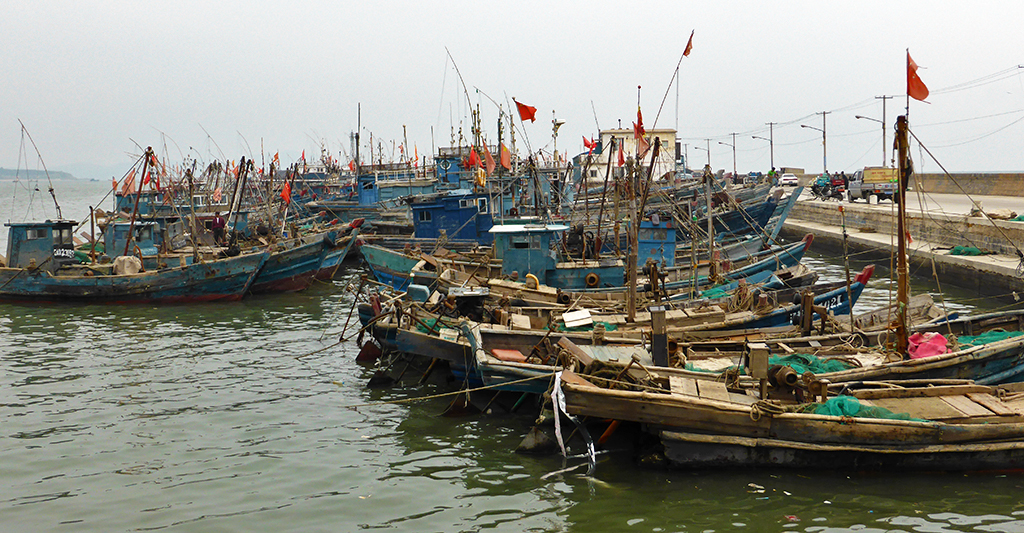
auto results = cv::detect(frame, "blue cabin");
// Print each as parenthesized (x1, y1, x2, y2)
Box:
(636, 216, 676, 267)
(410, 191, 494, 244)
(4, 220, 77, 271)
(490, 224, 625, 289)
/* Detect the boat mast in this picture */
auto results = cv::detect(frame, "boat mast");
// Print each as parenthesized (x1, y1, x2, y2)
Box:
(894, 115, 911, 356)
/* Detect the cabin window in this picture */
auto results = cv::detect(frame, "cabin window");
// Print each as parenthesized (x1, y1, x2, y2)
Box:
(192, 195, 206, 207)
(590, 170, 597, 178)
(56, 228, 73, 245)
(477, 198, 488, 213)
(531, 235, 542, 249)
(459, 199, 472, 209)
(640, 228, 668, 241)
(418, 211, 431, 222)
(362, 181, 374, 190)
(26, 228, 46, 240)
(511, 236, 530, 249)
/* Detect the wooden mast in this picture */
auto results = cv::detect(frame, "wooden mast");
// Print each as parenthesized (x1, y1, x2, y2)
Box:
(894, 114, 911, 357)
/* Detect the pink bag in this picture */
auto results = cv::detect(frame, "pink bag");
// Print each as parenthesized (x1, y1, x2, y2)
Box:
(908, 331, 948, 359)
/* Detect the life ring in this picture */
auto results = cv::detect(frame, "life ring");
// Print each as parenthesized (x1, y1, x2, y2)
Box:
(439, 160, 452, 170)
(524, 273, 540, 289)
(585, 272, 600, 288)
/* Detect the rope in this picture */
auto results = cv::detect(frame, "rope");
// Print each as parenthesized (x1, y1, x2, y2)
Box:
(342, 372, 556, 410)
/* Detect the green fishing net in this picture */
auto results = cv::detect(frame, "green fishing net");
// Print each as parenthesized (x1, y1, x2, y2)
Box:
(957, 330, 1024, 347)
(948, 246, 988, 256)
(683, 353, 856, 374)
(555, 321, 618, 332)
(804, 395, 928, 422)
(768, 353, 856, 374)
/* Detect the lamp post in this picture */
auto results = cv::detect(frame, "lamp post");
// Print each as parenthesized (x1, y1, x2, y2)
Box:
(752, 134, 773, 170)
(855, 114, 886, 167)
(801, 120, 827, 174)
(718, 132, 736, 183)
(694, 144, 709, 167)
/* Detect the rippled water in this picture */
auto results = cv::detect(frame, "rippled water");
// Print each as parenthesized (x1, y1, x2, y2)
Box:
(5, 180, 1024, 532)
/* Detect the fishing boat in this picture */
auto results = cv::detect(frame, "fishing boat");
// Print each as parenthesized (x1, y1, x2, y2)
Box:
(557, 368, 1024, 471)
(0, 219, 269, 303)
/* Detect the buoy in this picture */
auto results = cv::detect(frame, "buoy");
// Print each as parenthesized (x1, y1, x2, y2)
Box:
(585, 272, 600, 288)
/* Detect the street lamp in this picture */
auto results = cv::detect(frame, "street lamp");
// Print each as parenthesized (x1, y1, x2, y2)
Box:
(855, 114, 886, 167)
(752, 135, 773, 170)
(694, 144, 709, 167)
(718, 133, 736, 183)
(801, 122, 827, 174)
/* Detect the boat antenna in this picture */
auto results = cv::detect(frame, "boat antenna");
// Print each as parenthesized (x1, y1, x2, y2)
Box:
(17, 120, 61, 219)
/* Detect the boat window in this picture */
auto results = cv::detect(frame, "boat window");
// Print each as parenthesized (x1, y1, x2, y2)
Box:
(418, 211, 431, 222)
(26, 228, 46, 240)
(137, 226, 153, 241)
(51, 228, 72, 245)
(477, 198, 488, 213)
(192, 195, 205, 207)
(511, 236, 530, 249)
(459, 199, 472, 209)
(640, 228, 668, 241)
(531, 235, 542, 249)
(362, 181, 374, 190)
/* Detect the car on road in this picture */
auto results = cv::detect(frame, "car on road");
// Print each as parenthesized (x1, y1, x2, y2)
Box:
(779, 173, 799, 186)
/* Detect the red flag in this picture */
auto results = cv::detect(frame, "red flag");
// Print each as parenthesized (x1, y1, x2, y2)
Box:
(637, 135, 650, 156)
(112, 177, 118, 190)
(153, 174, 161, 191)
(583, 136, 595, 155)
(514, 99, 537, 123)
(683, 30, 694, 57)
(500, 143, 511, 170)
(213, 187, 223, 203)
(348, 160, 356, 172)
(633, 107, 645, 139)
(617, 142, 625, 167)
(484, 147, 496, 175)
(300, 150, 306, 162)
(281, 181, 292, 204)
(121, 169, 136, 195)
(468, 147, 482, 168)
(907, 51, 929, 102)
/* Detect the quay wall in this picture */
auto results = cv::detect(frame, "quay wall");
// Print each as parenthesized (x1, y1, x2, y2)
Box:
(786, 201, 1024, 256)
(792, 172, 1024, 196)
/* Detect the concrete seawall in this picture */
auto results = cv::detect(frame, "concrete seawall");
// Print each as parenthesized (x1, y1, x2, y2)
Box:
(780, 199, 1024, 300)
(792, 172, 1024, 197)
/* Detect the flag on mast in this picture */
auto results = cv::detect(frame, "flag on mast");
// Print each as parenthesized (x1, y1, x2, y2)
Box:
(907, 51, 929, 102)
(514, 99, 537, 123)
(683, 30, 694, 57)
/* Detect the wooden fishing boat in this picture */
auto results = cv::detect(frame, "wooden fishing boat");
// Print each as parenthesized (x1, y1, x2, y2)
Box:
(0, 219, 270, 303)
(557, 369, 1024, 471)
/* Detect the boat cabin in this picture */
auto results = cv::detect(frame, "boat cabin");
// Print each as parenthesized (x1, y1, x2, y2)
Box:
(104, 221, 163, 258)
(4, 220, 77, 271)
(490, 224, 625, 289)
(410, 190, 494, 244)
(636, 215, 676, 267)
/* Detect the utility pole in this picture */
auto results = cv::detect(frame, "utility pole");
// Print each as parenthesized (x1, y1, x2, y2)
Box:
(877, 95, 893, 166)
(766, 122, 775, 170)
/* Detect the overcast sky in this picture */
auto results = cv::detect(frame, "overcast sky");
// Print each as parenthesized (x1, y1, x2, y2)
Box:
(3, 0, 1024, 181)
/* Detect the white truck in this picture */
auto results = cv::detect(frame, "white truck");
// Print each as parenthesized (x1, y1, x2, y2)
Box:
(847, 166, 899, 203)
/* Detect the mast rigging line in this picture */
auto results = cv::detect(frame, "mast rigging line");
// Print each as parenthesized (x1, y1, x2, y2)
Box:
(907, 127, 1024, 269)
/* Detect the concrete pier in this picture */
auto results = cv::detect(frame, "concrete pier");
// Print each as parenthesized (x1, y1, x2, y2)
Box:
(780, 192, 1024, 300)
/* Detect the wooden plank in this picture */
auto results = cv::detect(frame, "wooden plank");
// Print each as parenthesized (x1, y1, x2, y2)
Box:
(940, 395, 995, 417)
(696, 380, 732, 403)
(868, 397, 963, 420)
(852, 385, 992, 400)
(556, 337, 594, 367)
(559, 370, 600, 389)
(669, 375, 699, 397)
(967, 393, 1017, 416)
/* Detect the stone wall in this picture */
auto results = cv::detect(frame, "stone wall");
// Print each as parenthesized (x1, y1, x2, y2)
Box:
(914, 173, 1024, 196)
(790, 201, 1024, 256)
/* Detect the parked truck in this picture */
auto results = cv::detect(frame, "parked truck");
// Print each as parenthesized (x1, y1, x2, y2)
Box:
(847, 166, 899, 203)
